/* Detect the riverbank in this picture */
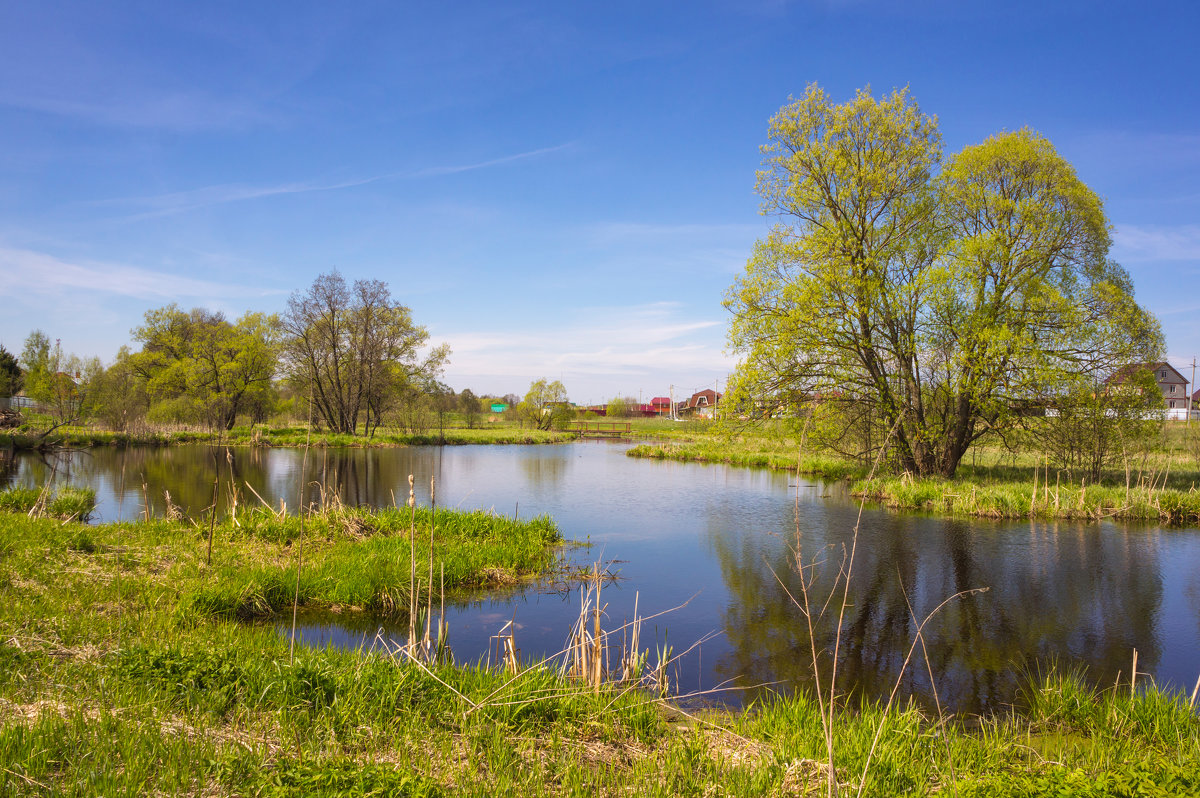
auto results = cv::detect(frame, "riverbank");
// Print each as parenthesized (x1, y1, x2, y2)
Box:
(2, 505, 1198, 795)
(0, 424, 576, 450)
(626, 430, 1200, 526)
(853, 474, 1200, 525)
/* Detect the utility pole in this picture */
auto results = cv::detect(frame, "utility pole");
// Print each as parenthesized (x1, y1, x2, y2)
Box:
(1190, 357, 1196, 426)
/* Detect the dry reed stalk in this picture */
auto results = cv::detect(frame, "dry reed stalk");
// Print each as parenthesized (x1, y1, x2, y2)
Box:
(288, 378, 314, 664)
(1190, 673, 1199, 709)
(591, 564, 604, 691)
(1030, 465, 1038, 517)
(243, 479, 283, 519)
(225, 449, 240, 526)
(814, 416, 903, 798)
(490, 619, 521, 674)
(1130, 648, 1138, 699)
(902, 580, 959, 795)
(622, 592, 642, 682)
(855, 586, 986, 798)
(28, 457, 60, 519)
(407, 474, 416, 659)
(436, 562, 448, 664)
(1122, 438, 1131, 504)
(424, 476, 436, 653)
(116, 449, 127, 650)
(460, 590, 699, 722)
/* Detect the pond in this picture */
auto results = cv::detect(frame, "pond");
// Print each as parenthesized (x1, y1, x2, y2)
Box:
(5, 442, 1199, 714)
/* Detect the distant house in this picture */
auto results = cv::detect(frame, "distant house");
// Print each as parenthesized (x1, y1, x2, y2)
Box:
(677, 389, 722, 419)
(1107, 362, 1192, 420)
(650, 397, 672, 417)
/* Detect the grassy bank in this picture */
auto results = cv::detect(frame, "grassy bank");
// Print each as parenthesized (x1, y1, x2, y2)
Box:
(0, 424, 575, 450)
(627, 422, 1200, 525)
(3, 505, 1199, 795)
(853, 474, 1200, 525)
(626, 439, 866, 482)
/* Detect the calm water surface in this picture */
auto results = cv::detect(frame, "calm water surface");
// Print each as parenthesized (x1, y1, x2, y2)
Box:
(6, 442, 1199, 713)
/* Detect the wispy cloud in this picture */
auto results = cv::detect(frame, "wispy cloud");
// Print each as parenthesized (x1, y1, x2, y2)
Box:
(95, 176, 388, 222)
(439, 302, 735, 399)
(0, 246, 277, 301)
(96, 143, 575, 221)
(411, 143, 576, 177)
(0, 89, 275, 133)
(1114, 223, 1200, 261)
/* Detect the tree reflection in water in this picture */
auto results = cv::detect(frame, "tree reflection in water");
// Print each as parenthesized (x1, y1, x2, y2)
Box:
(710, 509, 1164, 714)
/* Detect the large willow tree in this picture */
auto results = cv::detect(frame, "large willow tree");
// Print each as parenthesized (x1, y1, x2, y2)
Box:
(131, 306, 278, 430)
(725, 86, 1162, 477)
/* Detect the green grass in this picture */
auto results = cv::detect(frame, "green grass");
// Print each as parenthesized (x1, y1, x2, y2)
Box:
(0, 485, 96, 520)
(0, 423, 575, 450)
(627, 439, 866, 481)
(853, 475, 1200, 525)
(2, 499, 1198, 795)
(182, 505, 562, 620)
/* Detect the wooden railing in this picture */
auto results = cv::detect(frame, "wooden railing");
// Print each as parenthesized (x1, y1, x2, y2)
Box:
(569, 421, 632, 436)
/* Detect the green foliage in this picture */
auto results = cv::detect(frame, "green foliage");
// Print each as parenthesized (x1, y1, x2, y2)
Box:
(17, 331, 102, 422)
(726, 85, 1163, 478)
(606, 396, 631, 418)
(88, 346, 149, 431)
(18, 330, 50, 396)
(1039, 367, 1165, 481)
(459, 387, 482, 428)
(131, 305, 279, 431)
(0, 344, 21, 398)
(516, 378, 570, 431)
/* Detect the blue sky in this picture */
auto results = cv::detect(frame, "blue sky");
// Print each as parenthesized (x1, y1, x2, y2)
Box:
(1, 0, 1198, 403)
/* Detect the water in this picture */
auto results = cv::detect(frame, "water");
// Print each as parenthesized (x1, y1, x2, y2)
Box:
(5, 442, 1199, 713)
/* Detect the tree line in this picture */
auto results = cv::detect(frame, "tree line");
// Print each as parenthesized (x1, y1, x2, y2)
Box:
(0, 272, 459, 435)
(0, 272, 596, 437)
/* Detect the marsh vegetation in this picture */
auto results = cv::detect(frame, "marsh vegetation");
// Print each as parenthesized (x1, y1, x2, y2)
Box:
(2, 481, 1199, 796)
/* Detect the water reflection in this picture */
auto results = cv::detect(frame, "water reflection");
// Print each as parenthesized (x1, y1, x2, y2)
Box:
(5, 443, 1198, 713)
(711, 512, 1167, 713)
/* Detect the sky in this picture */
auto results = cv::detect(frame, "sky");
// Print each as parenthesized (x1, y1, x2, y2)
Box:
(1, 0, 1198, 403)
